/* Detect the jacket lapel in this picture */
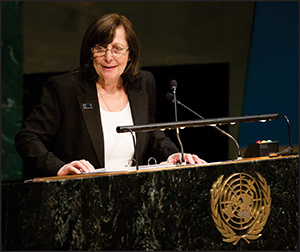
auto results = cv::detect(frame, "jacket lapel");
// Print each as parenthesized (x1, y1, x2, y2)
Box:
(77, 80, 104, 168)
(76, 77, 149, 168)
(127, 86, 148, 164)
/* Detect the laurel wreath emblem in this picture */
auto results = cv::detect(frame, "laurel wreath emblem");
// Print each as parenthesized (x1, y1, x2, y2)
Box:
(210, 172, 271, 245)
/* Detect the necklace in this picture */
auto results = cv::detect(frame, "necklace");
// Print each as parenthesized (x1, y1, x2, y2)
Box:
(97, 86, 127, 112)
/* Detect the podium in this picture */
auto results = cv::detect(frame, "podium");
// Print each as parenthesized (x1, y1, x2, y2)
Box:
(2, 155, 299, 250)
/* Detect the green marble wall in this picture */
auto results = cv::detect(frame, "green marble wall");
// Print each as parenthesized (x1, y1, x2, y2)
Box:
(2, 156, 299, 250)
(1, 2, 23, 181)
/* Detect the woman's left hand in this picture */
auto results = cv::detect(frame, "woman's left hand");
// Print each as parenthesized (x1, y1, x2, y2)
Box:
(166, 152, 207, 165)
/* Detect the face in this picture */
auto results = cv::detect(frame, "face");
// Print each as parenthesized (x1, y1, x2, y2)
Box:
(92, 26, 129, 84)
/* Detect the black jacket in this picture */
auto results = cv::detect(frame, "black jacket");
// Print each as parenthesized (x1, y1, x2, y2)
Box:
(15, 70, 178, 177)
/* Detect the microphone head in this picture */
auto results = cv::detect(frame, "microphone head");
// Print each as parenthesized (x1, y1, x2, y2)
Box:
(166, 92, 174, 102)
(170, 79, 178, 90)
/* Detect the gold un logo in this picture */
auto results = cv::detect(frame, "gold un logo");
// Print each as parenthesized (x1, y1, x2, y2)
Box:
(210, 172, 271, 245)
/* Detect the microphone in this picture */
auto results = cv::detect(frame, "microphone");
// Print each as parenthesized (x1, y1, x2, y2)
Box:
(166, 92, 242, 160)
(170, 79, 178, 90)
(169, 80, 186, 164)
(170, 80, 178, 122)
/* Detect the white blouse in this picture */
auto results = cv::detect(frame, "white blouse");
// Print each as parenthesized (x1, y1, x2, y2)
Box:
(100, 103, 135, 171)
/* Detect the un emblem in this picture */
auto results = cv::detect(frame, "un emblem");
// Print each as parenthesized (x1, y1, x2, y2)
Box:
(210, 172, 271, 245)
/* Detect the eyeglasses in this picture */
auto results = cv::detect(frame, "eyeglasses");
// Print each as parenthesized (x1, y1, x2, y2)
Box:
(91, 45, 129, 58)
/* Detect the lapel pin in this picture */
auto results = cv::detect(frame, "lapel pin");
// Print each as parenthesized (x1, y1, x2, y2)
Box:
(83, 103, 93, 110)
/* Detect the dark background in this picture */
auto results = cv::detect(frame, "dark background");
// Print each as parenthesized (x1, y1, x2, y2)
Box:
(143, 63, 229, 162)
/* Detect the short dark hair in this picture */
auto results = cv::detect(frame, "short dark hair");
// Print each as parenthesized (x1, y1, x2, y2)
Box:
(78, 13, 141, 86)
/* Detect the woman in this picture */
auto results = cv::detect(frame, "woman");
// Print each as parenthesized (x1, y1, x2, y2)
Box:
(15, 13, 205, 177)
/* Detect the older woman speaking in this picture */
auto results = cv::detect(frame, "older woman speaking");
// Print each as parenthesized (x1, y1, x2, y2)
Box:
(15, 13, 206, 177)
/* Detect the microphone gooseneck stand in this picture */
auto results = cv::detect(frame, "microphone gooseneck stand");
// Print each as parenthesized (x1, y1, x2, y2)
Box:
(170, 80, 186, 165)
(166, 92, 242, 160)
(127, 128, 139, 170)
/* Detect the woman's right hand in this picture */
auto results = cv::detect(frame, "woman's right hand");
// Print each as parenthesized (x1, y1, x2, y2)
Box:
(57, 159, 95, 176)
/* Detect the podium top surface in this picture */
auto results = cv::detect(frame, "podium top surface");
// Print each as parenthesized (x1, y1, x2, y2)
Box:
(28, 155, 298, 183)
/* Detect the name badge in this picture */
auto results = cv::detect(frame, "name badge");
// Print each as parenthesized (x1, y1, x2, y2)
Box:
(82, 103, 93, 110)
